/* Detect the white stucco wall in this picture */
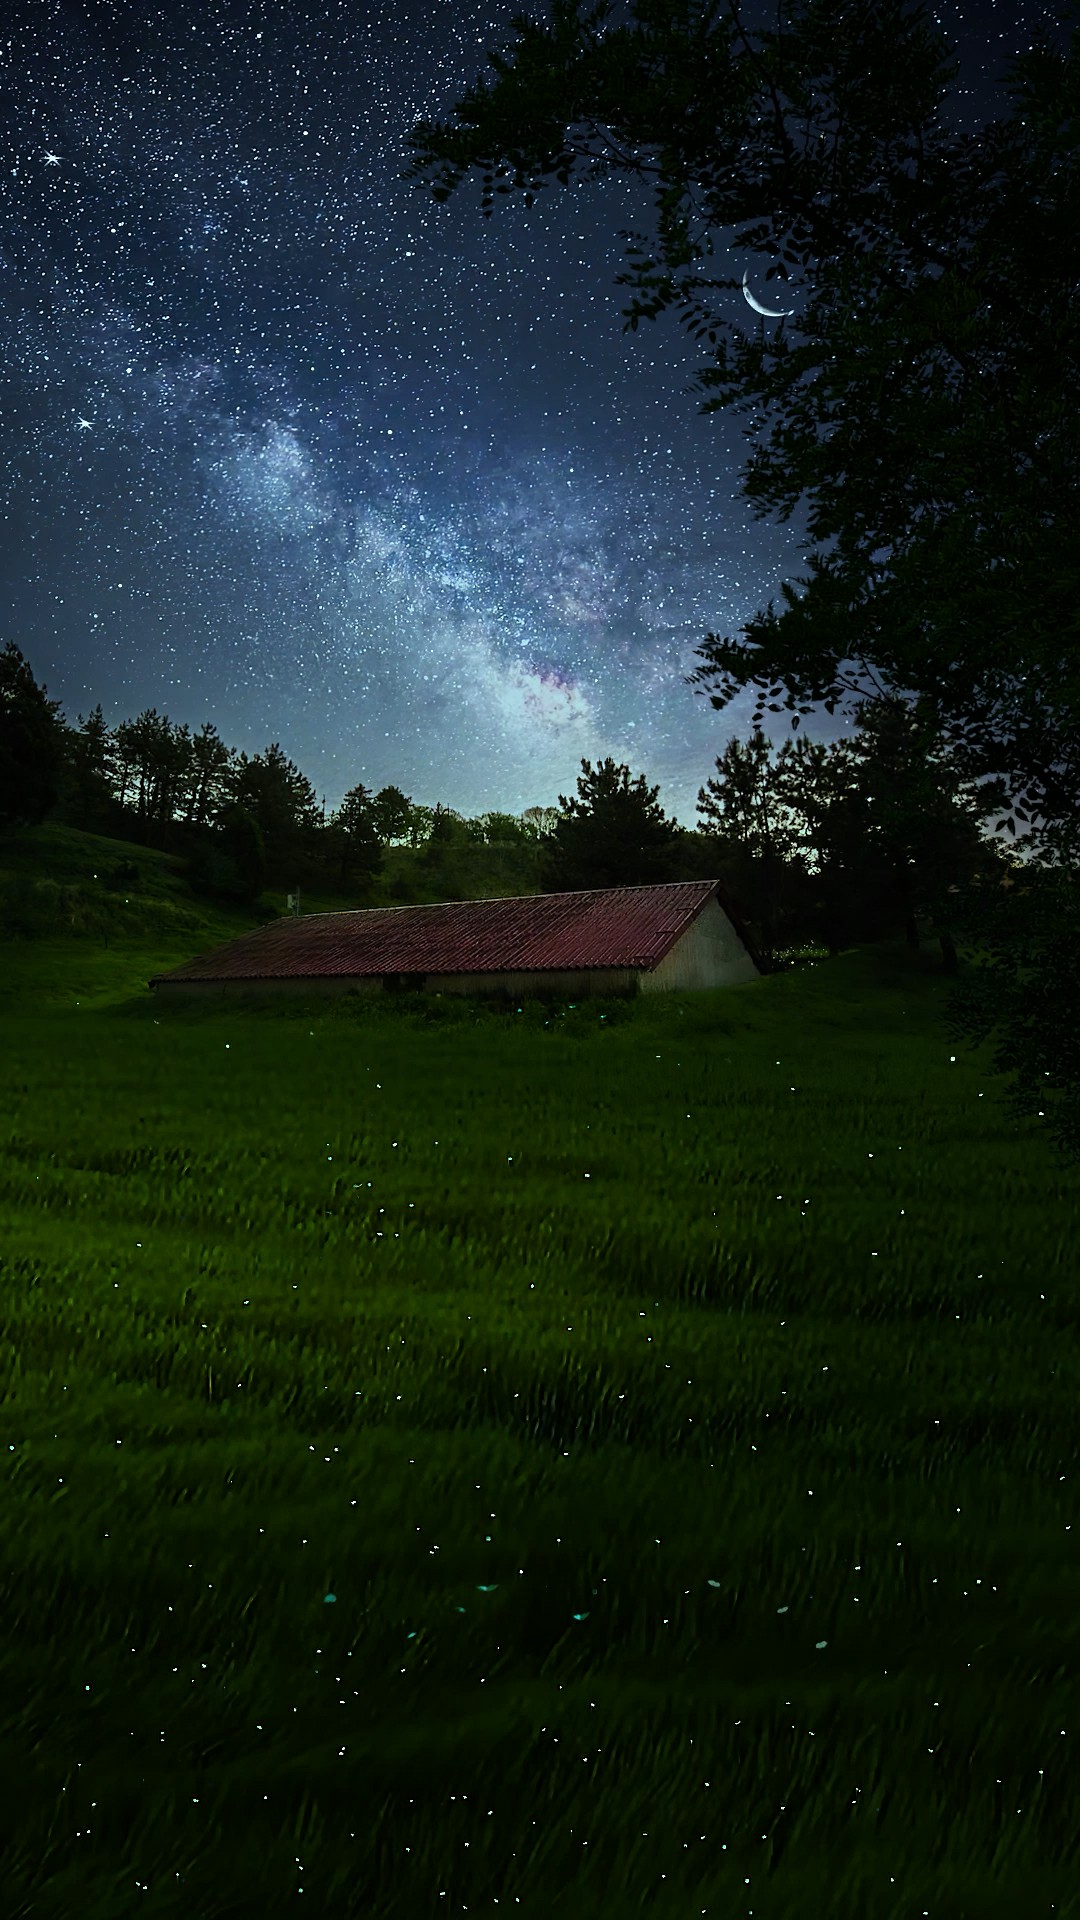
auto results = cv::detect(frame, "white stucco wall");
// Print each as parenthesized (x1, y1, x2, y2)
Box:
(639, 895, 759, 993)
(151, 966, 640, 1001)
(416, 967, 639, 998)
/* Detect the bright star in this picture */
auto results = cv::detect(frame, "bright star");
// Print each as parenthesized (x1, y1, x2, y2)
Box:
(76, 416, 93, 430)
(43, 152, 61, 166)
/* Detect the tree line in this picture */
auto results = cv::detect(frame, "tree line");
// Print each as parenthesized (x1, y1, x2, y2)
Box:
(1, 637, 1024, 973)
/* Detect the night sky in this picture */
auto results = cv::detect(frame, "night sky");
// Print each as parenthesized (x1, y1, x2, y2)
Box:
(0, 0, 1066, 828)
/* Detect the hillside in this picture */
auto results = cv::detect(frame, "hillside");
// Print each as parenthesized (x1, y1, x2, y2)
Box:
(0, 823, 264, 1012)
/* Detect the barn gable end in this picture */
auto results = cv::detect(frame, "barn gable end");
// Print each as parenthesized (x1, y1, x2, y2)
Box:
(642, 894, 760, 993)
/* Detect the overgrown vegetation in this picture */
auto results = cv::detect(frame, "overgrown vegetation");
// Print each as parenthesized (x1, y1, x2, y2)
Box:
(0, 825, 1074, 1917)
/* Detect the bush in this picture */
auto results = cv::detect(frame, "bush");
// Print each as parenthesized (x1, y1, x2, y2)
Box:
(388, 871, 417, 902)
(560, 994, 637, 1036)
(483, 991, 638, 1033)
(0, 874, 52, 939)
(0, 874, 110, 940)
(405, 992, 487, 1027)
(102, 858, 142, 893)
(185, 813, 267, 908)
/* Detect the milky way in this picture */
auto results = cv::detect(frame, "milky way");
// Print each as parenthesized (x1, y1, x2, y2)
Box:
(0, 0, 1062, 825)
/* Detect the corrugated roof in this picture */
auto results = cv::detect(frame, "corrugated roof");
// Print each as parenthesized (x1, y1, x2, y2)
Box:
(149, 880, 750, 985)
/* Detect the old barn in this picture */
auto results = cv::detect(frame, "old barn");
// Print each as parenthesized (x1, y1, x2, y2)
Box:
(148, 879, 764, 1002)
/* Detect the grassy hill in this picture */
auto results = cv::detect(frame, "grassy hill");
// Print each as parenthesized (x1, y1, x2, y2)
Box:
(0, 821, 246, 1010)
(1, 821, 1074, 1916)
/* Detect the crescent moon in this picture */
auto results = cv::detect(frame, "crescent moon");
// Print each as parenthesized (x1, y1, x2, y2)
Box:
(742, 269, 794, 318)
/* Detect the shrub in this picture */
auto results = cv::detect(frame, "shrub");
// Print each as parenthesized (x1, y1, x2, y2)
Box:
(0, 874, 51, 938)
(102, 858, 142, 893)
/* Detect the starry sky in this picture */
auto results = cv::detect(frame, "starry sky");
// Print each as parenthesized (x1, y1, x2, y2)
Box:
(0, 0, 1068, 829)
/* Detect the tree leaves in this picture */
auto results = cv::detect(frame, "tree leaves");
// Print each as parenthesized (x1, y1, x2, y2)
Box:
(542, 755, 685, 891)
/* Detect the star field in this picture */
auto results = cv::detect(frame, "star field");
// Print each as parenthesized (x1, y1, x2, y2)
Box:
(0, 0, 1066, 826)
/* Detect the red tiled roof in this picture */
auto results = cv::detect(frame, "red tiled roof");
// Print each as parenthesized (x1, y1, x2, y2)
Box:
(149, 880, 754, 984)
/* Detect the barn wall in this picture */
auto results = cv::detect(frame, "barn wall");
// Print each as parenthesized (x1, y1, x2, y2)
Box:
(421, 967, 639, 999)
(640, 896, 759, 993)
(151, 966, 641, 1001)
(151, 976, 377, 999)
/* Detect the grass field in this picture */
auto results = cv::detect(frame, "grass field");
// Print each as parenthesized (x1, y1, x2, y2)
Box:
(1, 826, 1077, 1917)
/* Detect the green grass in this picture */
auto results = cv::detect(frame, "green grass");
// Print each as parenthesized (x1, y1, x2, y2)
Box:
(0, 825, 1077, 1917)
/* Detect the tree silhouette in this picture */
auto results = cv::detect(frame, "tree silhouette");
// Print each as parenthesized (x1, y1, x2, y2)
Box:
(179, 723, 235, 830)
(370, 785, 413, 845)
(224, 743, 321, 884)
(56, 703, 117, 830)
(0, 644, 66, 832)
(106, 708, 199, 842)
(827, 694, 1010, 973)
(522, 804, 560, 839)
(190, 803, 266, 906)
(699, 699, 1012, 965)
(696, 725, 816, 954)
(542, 757, 684, 891)
(404, 801, 435, 849)
(326, 783, 385, 894)
(416, 805, 474, 898)
(477, 810, 538, 847)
